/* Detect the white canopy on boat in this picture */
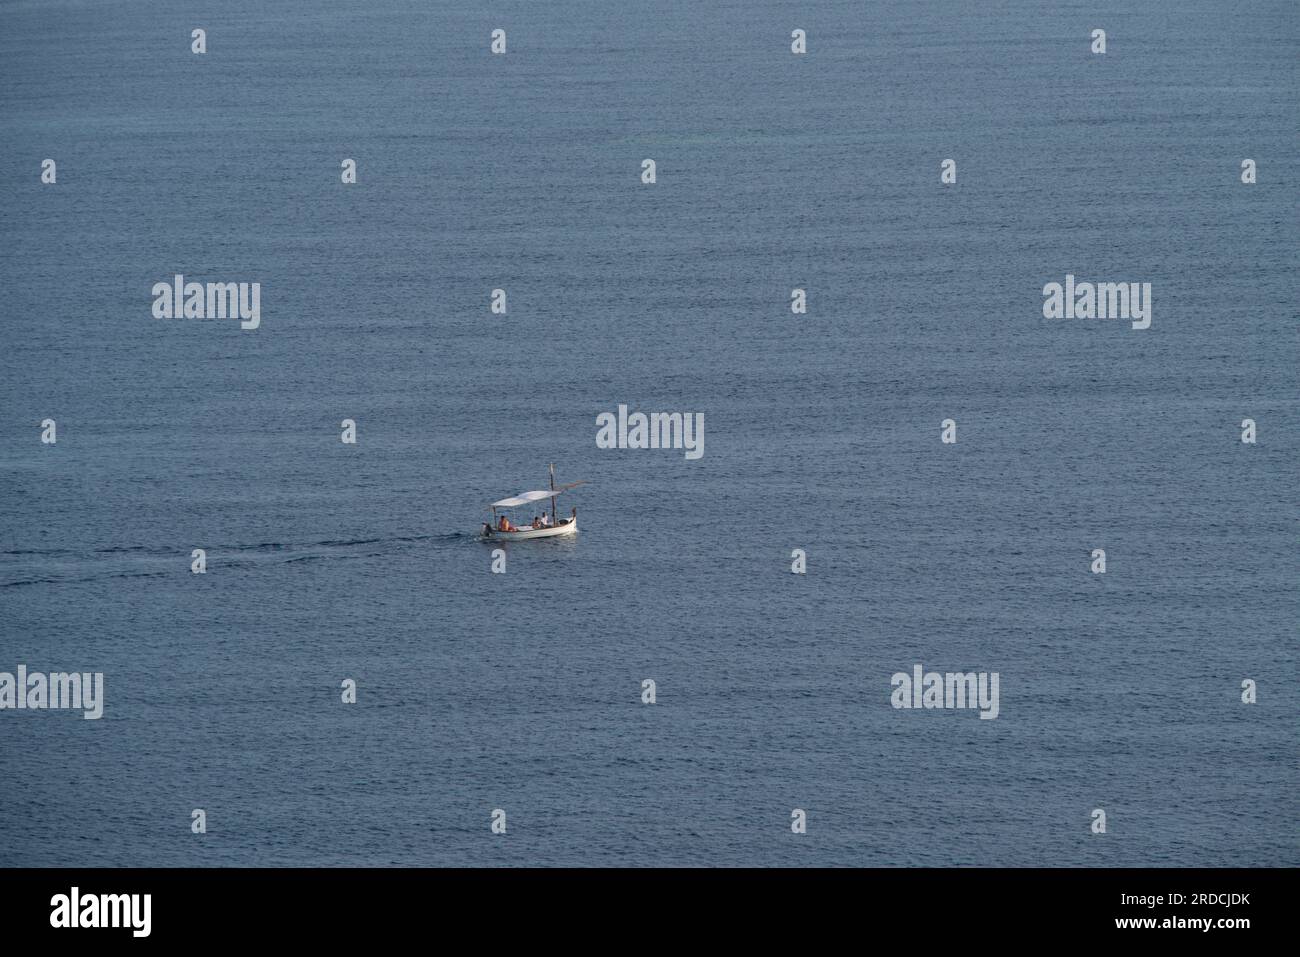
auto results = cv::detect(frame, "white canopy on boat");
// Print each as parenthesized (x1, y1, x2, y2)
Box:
(491, 490, 554, 508)
(490, 480, 588, 509)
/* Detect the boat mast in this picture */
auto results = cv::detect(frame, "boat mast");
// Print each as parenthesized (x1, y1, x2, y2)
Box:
(549, 463, 557, 524)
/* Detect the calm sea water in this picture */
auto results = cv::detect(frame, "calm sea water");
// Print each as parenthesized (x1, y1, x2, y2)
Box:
(1, 0, 1296, 866)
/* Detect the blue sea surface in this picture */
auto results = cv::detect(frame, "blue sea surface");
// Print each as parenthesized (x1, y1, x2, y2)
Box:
(0, 0, 1296, 866)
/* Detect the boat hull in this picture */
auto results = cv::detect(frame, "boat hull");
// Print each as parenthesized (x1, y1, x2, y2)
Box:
(483, 518, 577, 541)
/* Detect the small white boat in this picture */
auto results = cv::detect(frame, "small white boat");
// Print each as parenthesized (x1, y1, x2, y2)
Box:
(485, 517, 578, 541)
(481, 465, 587, 541)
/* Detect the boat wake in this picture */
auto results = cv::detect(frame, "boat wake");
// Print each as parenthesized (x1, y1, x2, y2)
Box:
(0, 532, 475, 589)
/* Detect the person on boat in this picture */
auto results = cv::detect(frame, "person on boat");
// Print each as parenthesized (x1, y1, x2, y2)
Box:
(498, 515, 512, 532)
(541, 511, 551, 527)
